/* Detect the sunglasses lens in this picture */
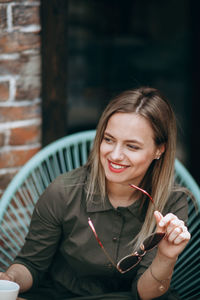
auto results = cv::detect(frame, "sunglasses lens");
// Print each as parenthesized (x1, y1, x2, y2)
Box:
(118, 255, 140, 272)
(143, 232, 165, 251)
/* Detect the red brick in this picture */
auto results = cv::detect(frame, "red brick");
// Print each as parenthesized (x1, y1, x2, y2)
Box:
(0, 103, 41, 122)
(0, 51, 40, 75)
(0, 1, 40, 4)
(0, 6, 7, 29)
(0, 81, 9, 101)
(0, 0, 12, 3)
(15, 53, 41, 100)
(13, 5, 40, 26)
(0, 132, 5, 146)
(16, 71, 41, 100)
(11, 0, 40, 2)
(16, 84, 40, 100)
(0, 59, 21, 75)
(0, 32, 40, 54)
(10, 124, 41, 145)
(0, 171, 16, 190)
(0, 147, 40, 168)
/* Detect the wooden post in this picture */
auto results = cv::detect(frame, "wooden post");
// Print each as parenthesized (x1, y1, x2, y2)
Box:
(41, 0, 68, 146)
(189, 2, 200, 184)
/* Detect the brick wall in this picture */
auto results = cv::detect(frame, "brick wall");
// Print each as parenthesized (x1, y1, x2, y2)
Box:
(0, 0, 41, 198)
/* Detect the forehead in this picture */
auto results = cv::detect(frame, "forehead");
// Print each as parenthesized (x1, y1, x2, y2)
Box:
(105, 112, 155, 142)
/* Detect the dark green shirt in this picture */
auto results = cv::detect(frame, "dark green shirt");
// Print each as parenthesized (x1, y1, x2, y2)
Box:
(14, 166, 188, 299)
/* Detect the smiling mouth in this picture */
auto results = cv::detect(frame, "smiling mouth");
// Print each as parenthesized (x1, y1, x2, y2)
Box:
(108, 160, 129, 172)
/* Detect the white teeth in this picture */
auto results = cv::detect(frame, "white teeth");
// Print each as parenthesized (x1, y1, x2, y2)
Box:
(110, 162, 125, 169)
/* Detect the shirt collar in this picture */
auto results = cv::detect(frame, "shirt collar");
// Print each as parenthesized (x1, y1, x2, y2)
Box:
(86, 192, 145, 218)
(84, 168, 146, 216)
(86, 194, 113, 212)
(84, 168, 113, 213)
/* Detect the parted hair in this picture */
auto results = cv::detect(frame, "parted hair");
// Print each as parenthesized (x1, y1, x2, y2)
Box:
(86, 87, 178, 249)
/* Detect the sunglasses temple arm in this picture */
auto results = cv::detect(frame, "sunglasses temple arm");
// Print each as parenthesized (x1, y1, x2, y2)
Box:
(129, 184, 154, 204)
(88, 218, 117, 268)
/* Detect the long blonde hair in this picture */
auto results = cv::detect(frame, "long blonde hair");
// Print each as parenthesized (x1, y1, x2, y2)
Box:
(86, 87, 177, 250)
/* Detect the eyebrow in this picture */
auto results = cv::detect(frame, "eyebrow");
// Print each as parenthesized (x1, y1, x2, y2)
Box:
(104, 132, 144, 146)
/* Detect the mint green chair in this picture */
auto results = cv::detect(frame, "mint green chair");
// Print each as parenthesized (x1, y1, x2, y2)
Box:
(0, 130, 199, 300)
(172, 160, 200, 300)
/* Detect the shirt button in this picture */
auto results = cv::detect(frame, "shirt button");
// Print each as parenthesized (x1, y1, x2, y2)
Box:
(112, 237, 118, 242)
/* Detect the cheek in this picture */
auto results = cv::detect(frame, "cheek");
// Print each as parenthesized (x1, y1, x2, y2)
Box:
(100, 142, 110, 157)
(129, 151, 155, 166)
(100, 143, 107, 164)
(100, 143, 114, 168)
(100, 143, 104, 157)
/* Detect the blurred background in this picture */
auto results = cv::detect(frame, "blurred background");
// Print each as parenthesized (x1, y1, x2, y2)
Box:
(42, 0, 199, 181)
(0, 0, 199, 197)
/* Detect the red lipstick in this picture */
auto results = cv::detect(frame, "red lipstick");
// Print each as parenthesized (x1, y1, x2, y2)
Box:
(108, 160, 128, 173)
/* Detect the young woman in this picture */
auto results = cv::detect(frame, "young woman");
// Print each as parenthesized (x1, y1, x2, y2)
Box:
(0, 87, 190, 300)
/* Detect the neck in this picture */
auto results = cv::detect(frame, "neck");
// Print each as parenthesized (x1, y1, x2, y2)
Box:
(107, 182, 139, 208)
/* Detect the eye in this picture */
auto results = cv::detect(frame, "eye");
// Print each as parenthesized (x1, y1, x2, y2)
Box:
(103, 136, 113, 143)
(127, 144, 140, 150)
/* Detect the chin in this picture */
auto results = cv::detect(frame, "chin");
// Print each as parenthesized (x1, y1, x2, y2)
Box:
(105, 173, 128, 184)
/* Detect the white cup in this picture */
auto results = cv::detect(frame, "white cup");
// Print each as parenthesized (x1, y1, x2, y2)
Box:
(0, 280, 20, 300)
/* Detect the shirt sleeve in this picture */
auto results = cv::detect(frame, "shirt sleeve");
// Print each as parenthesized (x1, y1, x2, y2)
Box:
(12, 175, 66, 288)
(131, 191, 188, 299)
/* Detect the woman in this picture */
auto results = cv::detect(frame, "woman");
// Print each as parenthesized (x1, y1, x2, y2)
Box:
(0, 87, 190, 300)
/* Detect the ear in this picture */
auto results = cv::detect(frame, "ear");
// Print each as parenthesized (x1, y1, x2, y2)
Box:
(155, 144, 165, 159)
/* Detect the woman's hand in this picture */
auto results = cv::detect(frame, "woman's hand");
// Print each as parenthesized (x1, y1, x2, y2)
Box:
(0, 264, 33, 293)
(154, 211, 191, 260)
(0, 271, 14, 281)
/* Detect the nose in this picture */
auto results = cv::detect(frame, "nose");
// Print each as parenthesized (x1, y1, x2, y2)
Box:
(110, 144, 124, 161)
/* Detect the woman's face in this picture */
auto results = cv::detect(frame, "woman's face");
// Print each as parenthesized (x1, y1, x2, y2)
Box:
(100, 112, 164, 187)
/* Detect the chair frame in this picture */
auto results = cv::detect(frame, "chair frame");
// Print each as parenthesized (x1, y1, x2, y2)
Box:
(0, 130, 199, 299)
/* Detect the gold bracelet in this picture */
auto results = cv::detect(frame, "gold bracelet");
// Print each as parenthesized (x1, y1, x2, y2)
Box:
(149, 265, 172, 292)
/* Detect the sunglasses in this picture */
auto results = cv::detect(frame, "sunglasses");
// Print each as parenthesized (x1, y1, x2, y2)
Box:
(88, 184, 165, 274)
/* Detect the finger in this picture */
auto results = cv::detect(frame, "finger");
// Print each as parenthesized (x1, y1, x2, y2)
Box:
(154, 211, 165, 233)
(166, 219, 185, 235)
(167, 225, 190, 244)
(0, 272, 12, 281)
(158, 213, 178, 228)
(173, 231, 191, 245)
(167, 227, 183, 243)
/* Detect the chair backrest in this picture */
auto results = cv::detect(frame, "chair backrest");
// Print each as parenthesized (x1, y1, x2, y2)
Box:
(0, 130, 199, 299)
(0, 130, 96, 271)
(172, 160, 200, 300)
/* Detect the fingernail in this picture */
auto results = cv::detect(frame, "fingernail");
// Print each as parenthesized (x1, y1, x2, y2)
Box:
(159, 221, 164, 227)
